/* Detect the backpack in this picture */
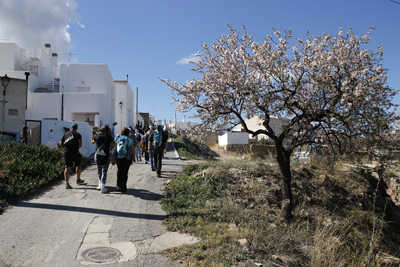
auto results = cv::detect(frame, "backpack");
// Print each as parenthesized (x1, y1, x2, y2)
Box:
(117, 137, 128, 155)
(95, 143, 108, 162)
(153, 130, 163, 148)
(136, 133, 141, 143)
(63, 131, 78, 148)
(95, 136, 108, 163)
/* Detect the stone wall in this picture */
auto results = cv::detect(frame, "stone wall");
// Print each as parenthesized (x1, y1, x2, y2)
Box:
(222, 144, 276, 158)
(250, 145, 276, 158)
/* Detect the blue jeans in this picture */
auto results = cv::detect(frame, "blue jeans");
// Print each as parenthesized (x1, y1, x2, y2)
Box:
(149, 151, 154, 169)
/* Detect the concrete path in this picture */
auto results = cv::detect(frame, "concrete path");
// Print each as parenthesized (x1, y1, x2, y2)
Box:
(0, 142, 198, 266)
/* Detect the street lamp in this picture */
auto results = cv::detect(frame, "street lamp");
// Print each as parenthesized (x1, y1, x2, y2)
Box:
(1, 74, 11, 132)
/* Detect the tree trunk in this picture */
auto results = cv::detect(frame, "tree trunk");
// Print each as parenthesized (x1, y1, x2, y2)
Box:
(275, 143, 293, 222)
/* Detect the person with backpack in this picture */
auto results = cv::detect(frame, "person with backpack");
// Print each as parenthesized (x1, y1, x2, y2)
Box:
(115, 127, 135, 193)
(134, 129, 143, 162)
(59, 123, 84, 189)
(148, 124, 168, 177)
(145, 124, 156, 170)
(91, 125, 114, 193)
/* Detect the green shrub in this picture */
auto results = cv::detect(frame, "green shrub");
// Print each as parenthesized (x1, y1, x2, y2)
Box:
(161, 162, 230, 214)
(0, 143, 64, 203)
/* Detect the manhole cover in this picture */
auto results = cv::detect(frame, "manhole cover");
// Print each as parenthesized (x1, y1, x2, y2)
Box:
(81, 247, 122, 263)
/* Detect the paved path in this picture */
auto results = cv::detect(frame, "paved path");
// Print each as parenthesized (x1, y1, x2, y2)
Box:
(0, 142, 197, 267)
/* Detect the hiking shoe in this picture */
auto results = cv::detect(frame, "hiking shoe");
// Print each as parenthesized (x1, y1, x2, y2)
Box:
(76, 179, 85, 184)
(66, 184, 72, 189)
(101, 188, 108, 193)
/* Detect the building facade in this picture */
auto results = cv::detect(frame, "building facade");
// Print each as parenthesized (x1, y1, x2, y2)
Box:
(0, 42, 136, 154)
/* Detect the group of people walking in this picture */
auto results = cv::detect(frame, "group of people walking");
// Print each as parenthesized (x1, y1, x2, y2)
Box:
(59, 122, 168, 193)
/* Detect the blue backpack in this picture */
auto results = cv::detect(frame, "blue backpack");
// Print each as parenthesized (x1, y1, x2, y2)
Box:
(153, 130, 163, 147)
(117, 137, 128, 155)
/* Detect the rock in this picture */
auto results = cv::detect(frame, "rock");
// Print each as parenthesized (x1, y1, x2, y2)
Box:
(376, 251, 400, 267)
(238, 238, 248, 246)
(387, 177, 400, 204)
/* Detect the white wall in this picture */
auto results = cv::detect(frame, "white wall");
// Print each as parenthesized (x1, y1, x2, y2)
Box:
(115, 81, 134, 134)
(218, 132, 249, 146)
(233, 115, 290, 141)
(27, 92, 62, 120)
(0, 43, 21, 70)
(41, 120, 95, 157)
(60, 64, 114, 94)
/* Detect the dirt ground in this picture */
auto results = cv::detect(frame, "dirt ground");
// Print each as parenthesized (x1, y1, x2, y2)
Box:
(209, 146, 241, 161)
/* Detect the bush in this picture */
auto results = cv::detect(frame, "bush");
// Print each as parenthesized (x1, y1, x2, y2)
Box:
(0, 143, 64, 205)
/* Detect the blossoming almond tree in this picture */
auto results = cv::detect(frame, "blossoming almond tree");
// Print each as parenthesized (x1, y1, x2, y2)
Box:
(160, 26, 397, 221)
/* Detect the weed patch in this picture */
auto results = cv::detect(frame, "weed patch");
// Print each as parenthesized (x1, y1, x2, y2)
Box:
(161, 159, 400, 266)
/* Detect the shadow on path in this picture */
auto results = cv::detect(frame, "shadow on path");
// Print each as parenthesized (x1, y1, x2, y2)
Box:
(17, 201, 166, 220)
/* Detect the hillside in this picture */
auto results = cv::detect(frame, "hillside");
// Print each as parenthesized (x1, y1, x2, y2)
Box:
(163, 141, 400, 266)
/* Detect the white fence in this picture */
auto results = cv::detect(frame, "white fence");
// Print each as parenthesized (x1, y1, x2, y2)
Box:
(218, 132, 249, 146)
(41, 120, 95, 157)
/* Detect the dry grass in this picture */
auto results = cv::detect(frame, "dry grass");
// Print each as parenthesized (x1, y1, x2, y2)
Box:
(161, 157, 400, 266)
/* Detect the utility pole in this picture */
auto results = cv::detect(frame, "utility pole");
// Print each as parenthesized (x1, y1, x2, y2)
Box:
(136, 87, 138, 126)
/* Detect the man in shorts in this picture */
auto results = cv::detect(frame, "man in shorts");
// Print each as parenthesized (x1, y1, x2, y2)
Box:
(59, 123, 84, 189)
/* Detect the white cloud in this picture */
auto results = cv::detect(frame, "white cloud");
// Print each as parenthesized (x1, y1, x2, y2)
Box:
(176, 54, 200, 65)
(0, 0, 84, 62)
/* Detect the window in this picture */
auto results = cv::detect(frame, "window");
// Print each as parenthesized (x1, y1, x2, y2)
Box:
(0, 132, 18, 142)
(77, 87, 90, 93)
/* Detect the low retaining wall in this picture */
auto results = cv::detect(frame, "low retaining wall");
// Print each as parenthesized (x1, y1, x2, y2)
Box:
(222, 144, 276, 158)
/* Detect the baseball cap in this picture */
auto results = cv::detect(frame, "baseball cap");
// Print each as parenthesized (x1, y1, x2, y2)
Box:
(71, 123, 78, 128)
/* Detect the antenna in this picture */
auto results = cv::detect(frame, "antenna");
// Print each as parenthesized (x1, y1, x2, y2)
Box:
(68, 51, 81, 63)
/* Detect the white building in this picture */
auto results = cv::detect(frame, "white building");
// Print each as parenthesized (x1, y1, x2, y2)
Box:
(165, 115, 198, 134)
(233, 115, 290, 142)
(0, 42, 135, 155)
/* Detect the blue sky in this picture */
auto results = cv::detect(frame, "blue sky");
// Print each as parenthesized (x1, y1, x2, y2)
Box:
(1, 0, 400, 124)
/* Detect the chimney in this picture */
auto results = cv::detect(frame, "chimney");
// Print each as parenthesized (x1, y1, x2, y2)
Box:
(51, 53, 58, 67)
(44, 43, 51, 55)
